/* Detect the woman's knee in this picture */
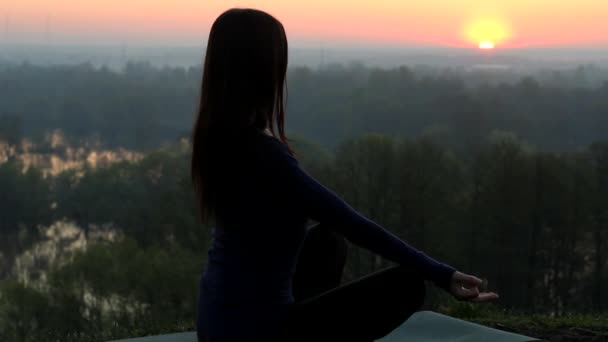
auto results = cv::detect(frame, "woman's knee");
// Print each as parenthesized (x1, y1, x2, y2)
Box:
(293, 223, 348, 301)
(303, 223, 348, 262)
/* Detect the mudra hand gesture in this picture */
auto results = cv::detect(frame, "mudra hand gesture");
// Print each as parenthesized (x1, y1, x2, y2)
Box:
(449, 271, 499, 302)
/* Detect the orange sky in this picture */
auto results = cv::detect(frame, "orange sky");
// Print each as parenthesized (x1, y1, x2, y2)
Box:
(2, 0, 608, 48)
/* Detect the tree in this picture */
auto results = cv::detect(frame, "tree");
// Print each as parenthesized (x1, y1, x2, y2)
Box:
(395, 138, 463, 264)
(0, 113, 23, 147)
(471, 132, 535, 308)
(589, 142, 608, 311)
(332, 134, 397, 276)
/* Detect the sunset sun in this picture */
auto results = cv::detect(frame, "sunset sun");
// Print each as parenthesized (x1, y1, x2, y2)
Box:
(479, 41, 495, 49)
(465, 18, 512, 49)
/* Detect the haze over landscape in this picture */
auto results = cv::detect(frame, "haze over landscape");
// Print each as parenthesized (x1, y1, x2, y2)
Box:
(1, 0, 608, 69)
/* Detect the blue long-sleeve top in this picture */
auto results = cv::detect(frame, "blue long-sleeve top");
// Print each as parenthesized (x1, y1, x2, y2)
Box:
(197, 129, 456, 338)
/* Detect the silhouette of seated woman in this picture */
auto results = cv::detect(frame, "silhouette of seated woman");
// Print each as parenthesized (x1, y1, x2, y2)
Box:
(191, 8, 498, 342)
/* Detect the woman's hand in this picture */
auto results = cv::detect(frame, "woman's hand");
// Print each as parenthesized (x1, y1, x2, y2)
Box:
(448, 271, 499, 302)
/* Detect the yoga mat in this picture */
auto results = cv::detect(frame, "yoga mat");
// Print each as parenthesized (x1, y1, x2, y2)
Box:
(110, 311, 539, 342)
(379, 311, 539, 342)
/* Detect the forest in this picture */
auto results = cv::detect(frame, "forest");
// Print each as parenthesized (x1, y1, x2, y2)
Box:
(0, 62, 607, 341)
(1, 61, 608, 151)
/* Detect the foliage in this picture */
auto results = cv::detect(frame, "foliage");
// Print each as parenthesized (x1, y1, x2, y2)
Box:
(2, 63, 608, 151)
(0, 238, 203, 342)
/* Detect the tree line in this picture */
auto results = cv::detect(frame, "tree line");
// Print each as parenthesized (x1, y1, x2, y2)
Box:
(1, 62, 608, 152)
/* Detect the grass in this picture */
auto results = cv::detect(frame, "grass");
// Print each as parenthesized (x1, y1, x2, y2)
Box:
(438, 301, 608, 341)
(473, 314, 608, 341)
(22, 321, 196, 342)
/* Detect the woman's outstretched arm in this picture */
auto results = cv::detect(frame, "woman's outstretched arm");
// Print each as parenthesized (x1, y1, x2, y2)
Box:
(260, 137, 456, 290)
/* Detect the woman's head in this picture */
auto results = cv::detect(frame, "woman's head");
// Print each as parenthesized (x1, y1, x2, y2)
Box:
(192, 8, 289, 221)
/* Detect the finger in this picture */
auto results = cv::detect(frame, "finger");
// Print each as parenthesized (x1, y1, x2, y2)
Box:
(462, 275, 483, 287)
(454, 272, 483, 287)
(457, 283, 480, 294)
(482, 279, 491, 293)
(470, 292, 499, 302)
(456, 287, 479, 300)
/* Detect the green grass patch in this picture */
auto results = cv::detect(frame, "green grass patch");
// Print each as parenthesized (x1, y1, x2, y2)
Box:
(437, 300, 608, 340)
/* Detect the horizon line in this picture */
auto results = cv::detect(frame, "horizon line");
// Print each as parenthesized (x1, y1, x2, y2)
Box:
(1, 40, 608, 50)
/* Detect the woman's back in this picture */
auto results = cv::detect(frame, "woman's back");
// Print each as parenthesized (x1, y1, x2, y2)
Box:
(197, 131, 309, 336)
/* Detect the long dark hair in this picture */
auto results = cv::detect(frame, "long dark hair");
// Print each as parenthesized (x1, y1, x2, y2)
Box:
(191, 8, 289, 222)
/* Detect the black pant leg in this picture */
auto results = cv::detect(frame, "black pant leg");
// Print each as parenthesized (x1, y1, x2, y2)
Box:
(292, 222, 348, 302)
(285, 265, 426, 341)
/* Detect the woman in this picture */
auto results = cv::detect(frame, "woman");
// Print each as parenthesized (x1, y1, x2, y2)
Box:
(191, 8, 498, 342)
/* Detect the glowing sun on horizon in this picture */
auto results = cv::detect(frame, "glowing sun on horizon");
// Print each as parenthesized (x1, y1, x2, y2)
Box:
(479, 41, 495, 49)
(465, 18, 511, 49)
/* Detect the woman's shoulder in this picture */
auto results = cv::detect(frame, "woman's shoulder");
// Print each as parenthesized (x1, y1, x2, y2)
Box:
(244, 129, 297, 168)
(248, 129, 292, 153)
